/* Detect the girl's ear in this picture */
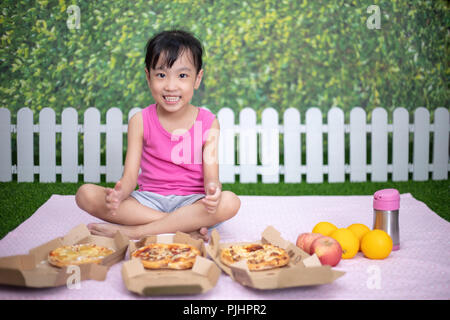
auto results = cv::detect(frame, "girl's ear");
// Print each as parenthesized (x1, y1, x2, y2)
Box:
(145, 68, 152, 88)
(194, 69, 204, 90)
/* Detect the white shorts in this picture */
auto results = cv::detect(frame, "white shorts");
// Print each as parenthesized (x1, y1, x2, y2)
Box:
(130, 190, 222, 230)
(130, 190, 205, 213)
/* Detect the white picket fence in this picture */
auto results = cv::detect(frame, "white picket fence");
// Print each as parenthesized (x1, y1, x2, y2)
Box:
(0, 106, 448, 183)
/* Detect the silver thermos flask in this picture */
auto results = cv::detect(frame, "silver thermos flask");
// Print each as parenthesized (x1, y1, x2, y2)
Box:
(373, 188, 400, 251)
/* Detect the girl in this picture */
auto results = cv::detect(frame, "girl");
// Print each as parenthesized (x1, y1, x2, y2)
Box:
(75, 30, 241, 241)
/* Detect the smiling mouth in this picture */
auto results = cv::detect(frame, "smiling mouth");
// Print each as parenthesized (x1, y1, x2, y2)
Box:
(163, 96, 181, 102)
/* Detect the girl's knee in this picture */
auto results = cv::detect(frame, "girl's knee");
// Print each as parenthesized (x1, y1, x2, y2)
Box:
(75, 184, 99, 212)
(75, 184, 87, 207)
(217, 191, 240, 221)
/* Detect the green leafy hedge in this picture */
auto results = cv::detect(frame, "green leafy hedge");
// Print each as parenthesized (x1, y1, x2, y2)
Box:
(0, 0, 448, 121)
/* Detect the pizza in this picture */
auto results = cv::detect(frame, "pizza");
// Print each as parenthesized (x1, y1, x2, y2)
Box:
(220, 243, 290, 271)
(131, 243, 201, 270)
(48, 243, 115, 268)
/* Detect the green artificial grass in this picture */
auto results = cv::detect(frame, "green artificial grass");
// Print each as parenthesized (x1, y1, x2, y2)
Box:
(0, 179, 448, 240)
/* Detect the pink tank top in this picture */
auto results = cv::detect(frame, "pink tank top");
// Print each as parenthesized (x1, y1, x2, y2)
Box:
(137, 104, 217, 195)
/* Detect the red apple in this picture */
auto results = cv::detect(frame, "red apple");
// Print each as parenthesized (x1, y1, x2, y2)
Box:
(310, 236, 343, 267)
(296, 233, 324, 254)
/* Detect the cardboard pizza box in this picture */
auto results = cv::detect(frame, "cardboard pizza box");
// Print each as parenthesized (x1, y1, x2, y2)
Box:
(0, 224, 129, 288)
(122, 232, 221, 296)
(206, 226, 345, 290)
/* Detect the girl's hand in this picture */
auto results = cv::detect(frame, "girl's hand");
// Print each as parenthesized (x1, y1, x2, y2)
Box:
(105, 180, 124, 216)
(202, 183, 221, 214)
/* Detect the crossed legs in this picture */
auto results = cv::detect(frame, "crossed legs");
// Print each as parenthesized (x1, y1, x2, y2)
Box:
(75, 184, 240, 240)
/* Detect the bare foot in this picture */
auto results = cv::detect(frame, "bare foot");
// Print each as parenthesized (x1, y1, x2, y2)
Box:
(189, 227, 209, 242)
(87, 222, 141, 240)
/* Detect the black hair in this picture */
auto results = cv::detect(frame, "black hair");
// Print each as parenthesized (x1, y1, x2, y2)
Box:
(144, 30, 203, 74)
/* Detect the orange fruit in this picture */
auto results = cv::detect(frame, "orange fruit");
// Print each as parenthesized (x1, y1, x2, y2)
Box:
(347, 223, 371, 250)
(312, 222, 337, 236)
(361, 229, 393, 260)
(330, 228, 359, 259)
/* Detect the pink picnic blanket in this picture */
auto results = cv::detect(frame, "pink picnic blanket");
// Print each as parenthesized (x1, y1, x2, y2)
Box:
(0, 193, 449, 300)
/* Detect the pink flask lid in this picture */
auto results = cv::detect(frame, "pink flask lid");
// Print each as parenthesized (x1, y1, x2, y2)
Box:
(373, 188, 400, 211)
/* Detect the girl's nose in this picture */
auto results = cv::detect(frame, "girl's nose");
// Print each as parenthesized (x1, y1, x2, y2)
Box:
(164, 76, 178, 91)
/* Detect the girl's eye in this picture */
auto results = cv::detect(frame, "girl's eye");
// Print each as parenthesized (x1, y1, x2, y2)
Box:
(179, 73, 188, 79)
(156, 73, 165, 78)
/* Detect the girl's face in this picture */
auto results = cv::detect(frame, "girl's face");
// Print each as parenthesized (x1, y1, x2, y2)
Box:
(145, 50, 203, 114)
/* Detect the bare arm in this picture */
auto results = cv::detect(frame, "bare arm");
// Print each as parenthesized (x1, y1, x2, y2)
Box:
(119, 111, 144, 199)
(203, 118, 221, 188)
(201, 118, 222, 213)
(105, 112, 143, 214)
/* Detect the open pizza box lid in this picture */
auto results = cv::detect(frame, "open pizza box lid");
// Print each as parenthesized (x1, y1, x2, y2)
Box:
(206, 226, 345, 290)
(122, 232, 220, 296)
(0, 224, 129, 288)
